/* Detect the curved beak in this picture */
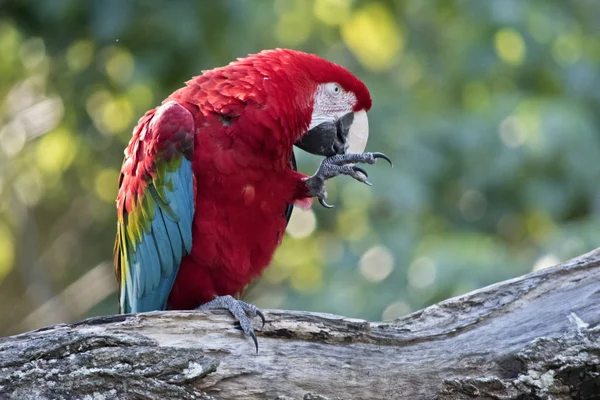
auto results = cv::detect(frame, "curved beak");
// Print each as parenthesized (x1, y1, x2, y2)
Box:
(295, 110, 369, 156)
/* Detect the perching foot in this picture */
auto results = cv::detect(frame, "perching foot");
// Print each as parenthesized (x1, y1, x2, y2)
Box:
(197, 295, 265, 352)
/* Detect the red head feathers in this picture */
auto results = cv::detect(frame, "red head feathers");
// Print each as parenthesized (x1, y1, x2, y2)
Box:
(169, 49, 371, 153)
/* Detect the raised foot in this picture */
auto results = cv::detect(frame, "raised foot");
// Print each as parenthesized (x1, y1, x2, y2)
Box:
(304, 152, 392, 208)
(196, 295, 265, 352)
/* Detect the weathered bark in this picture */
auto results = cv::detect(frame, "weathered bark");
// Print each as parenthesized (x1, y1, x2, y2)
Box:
(1, 249, 599, 400)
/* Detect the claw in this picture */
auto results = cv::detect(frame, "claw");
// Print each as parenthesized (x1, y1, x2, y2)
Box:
(319, 197, 334, 208)
(372, 152, 393, 167)
(249, 330, 258, 353)
(352, 166, 369, 179)
(256, 309, 266, 328)
(196, 295, 264, 352)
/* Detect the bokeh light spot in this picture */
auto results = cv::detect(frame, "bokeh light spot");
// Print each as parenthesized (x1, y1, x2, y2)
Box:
(382, 301, 411, 320)
(66, 39, 94, 72)
(19, 37, 46, 71)
(275, 0, 312, 46)
(102, 97, 134, 134)
(499, 116, 527, 148)
(0, 121, 26, 157)
(36, 128, 77, 174)
(0, 224, 15, 284)
(103, 46, 135, 86)
(314, 0, 352, 26)
(524, 210, 556, 241)
(341, 3, 403, 71)
(88, 91, 134, 136)
(94, 169, 120, 203)
(359, 245, 394, 282)
(407, 257, 436, 289)
(0, 22, 21, 73)
(127, 83, 154, 113)
(552, 34, 582, 66)
(337, 208, 369, 241)
(532, 254, 560, 272)
(458, 190, 487, 222)
(286, 208, 317, 239)
(527, 13, 553, 43)
(497, 213, 525, 241)
(14, 169, 44, 206)
(290, 263, 323, 293)
(494, 28, 526, 66)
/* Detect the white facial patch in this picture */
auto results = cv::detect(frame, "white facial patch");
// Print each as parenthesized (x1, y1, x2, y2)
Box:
(307, 82, 369, 154)
(309, 83, 356, 130)
(347, 110, 369, 154)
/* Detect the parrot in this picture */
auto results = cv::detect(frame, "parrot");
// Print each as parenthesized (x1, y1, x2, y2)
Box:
(114, 49, 391, 350)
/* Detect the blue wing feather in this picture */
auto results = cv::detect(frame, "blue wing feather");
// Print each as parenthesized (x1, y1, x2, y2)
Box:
(123, 165, 193, 313)
(116, 101, 195, 314)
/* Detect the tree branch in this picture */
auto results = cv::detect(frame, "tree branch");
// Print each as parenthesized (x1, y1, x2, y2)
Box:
(1, 249, 599, 399)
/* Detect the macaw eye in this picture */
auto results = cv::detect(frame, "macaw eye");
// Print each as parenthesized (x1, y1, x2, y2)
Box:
(327, 83, 342, 96)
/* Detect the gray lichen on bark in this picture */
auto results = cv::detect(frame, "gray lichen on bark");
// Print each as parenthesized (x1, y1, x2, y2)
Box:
(0, 319, 218, 399)
(439, 327, 600, 399)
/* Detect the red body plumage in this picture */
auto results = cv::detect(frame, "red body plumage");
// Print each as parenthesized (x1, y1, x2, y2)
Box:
(116, 49, 372, 312)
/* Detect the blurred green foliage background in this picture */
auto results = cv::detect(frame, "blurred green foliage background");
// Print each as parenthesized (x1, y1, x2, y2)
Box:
(1, 0, 599, 336)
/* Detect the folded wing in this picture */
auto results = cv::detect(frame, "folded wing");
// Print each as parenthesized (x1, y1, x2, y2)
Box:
(114, 101, 195, 313)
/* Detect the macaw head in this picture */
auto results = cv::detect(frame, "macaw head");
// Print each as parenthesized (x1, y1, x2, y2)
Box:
(294, 53, 372, 157)
(229, 49, 372, 157)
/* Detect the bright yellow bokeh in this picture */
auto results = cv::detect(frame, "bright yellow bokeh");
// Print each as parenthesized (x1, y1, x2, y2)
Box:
(104, 46, 135, 86)
(494, 28, 526, 66)
(341, 3, 403, 71)
(290, 262, 323, 293)
(272, 235, 325, 292)
(36, 127, 78, 175)
(127, 83, 154, 113)
(273, 237, 317, 268)
(87, 90, 134, 136)
(94, 168, 120, 203)
(0, 21, 21, 73)
(101, 97, 134, 135)
(0, 224, 14, 283)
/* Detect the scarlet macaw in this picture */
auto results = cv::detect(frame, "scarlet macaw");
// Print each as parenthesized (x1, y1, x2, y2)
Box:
(114, 49, 390, 349)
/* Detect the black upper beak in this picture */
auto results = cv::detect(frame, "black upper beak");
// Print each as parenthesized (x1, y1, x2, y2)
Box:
(295, 112, 354, 156)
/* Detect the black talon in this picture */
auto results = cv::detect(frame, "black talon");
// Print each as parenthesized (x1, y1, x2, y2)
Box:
(319, 197, 334, 208)
(372, 152, 393, 167)
(249, 330, 259, 353)
(256, 309, 266, 328)
(352, 166, 369, 178)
